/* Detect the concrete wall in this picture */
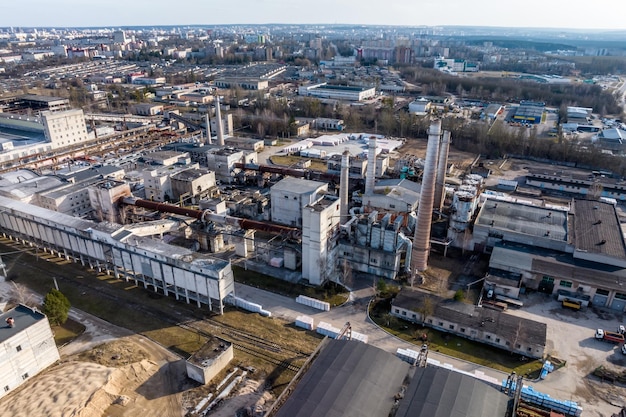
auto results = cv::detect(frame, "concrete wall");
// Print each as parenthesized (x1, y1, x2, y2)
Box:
(186, 344, 234, 385)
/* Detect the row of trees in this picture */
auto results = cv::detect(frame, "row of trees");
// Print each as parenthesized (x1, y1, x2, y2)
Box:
(399, 67, 623, 116)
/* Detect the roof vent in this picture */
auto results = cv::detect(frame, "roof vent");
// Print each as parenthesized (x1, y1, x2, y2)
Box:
(594, 219, 602, 225)
(5, 317, 15, 328)
(598, 239, 607, 245)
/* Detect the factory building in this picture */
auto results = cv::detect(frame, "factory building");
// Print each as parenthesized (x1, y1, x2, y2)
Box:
(302, 195, 341, 285)
(143, 163, 201, 202)
(298, 83, 376, 101)
(41, 109, 90, 147)
(0, 195, 234, 313)
(391, 290, 547, 358)
(525, 169, 626, 201)
(0, 305, 60, 400)
(472, 198, 626, 311)
(272, 339, 509, 417)
(170, 168, 217, 204)
(270, 178, 328, 227)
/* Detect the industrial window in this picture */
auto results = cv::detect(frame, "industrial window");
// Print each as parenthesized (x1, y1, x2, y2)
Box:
(284, 195, 288, 199)
(3, 386, 8, 392)
(506, 341, 510, 346)
(486, 335, 491, 340)
(560, 280, 573, 288)
(438, 322, 443, 326)
(412, 314, 416, 319)
(596, 289, 610, 296)
(389, 204, 395, 209)
(21, 373, 29, 380)
(394, 309, 400, 314)
(428, 319, 433, 324)
(615, 292, 626, 301)
(542, 276, 554, 284)
(449, 324, 454, 330)
(16, 345, 22, 352)
(402, 311, 406, 316)
(460, 327, 466, 333)
(527, 347, 532, 352)
(495, 338, 501, 343)
(516, 344, 521, 349)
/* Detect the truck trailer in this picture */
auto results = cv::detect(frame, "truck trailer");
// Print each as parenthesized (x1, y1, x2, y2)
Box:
(595, 329, 626, 343)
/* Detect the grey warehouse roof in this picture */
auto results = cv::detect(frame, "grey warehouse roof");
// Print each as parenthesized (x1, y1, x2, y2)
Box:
(0, 304, 47, 344)
(571, 199, 626, 259)
(271, 177, 326, 194)
(274, 339, 409, 417)
(476, 199, 568, 242)
(395, 366, 509, 417)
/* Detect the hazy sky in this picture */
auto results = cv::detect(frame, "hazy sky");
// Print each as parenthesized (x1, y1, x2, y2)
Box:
(2, 0, 626, 30)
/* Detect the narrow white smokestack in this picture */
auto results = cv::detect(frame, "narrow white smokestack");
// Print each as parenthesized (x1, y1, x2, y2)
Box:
(365, 137, 377, 195)
(215, 95, 225, 146)
(340, 150, 350, 225)
(433, 130, 451, 211)
(412, 120, 441, 272)
(205, 112, 212, 145)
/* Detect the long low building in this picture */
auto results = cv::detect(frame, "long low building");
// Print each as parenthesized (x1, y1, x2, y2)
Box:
(391, 290, 547, 359)
(298, 83, 376, 101)
(472, 198, 626, 311)
(0, 195, 234, 313)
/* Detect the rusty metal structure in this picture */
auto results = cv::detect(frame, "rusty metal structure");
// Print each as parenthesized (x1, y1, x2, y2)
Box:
(122, 197, 302, 240)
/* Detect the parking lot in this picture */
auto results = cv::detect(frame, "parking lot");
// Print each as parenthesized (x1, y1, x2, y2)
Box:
(506, 292, 626, 416)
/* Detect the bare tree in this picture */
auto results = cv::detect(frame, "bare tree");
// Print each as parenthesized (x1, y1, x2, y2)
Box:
(417, 297, 435, 327)
(10, 281, 37, 307)
(338, 259, 353, 289)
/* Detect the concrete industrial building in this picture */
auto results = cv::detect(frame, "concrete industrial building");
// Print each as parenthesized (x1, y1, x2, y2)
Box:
(185, 337, 233, 385)
(0, 195, 235, 313)
(270, 178, 328, 227)
(298, 83, 376, 101)
(472, 198, 626, 311)
(391, 290, 547, 358)
(0, 305, 61, 400)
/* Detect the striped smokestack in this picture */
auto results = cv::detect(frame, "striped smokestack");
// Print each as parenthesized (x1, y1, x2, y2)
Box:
(412, 120, 441, 272)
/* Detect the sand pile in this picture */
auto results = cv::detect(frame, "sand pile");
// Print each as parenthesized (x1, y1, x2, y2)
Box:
(0, 354, 158, 417)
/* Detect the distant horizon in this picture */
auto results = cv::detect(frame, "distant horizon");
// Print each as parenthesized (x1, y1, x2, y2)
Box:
(2, 0, 626, 31)
(2, 23, 626, 33)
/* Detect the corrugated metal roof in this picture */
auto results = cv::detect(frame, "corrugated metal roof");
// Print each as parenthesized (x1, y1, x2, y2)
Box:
(572, 199, 626, 258)
(396, 366, 509, 417)
(476, 200, 568, 241)
(275, 340, 409, 417)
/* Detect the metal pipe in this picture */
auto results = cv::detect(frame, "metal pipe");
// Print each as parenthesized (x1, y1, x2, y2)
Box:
(412, 120, 441, 272)
(434, 130, 451, 211)
(340, 150, 350, 225)
(122, 197, 301, 239)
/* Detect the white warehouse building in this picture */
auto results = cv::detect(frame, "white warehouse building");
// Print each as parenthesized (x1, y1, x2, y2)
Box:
(0, 305, 60, 400)
(298, 83, 376, 101)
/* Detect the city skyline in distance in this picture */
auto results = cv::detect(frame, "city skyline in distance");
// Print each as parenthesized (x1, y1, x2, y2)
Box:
(2, 0, 626, 31)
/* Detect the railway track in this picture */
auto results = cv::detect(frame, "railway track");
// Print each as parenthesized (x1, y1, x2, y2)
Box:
(0, 240, 305, 374)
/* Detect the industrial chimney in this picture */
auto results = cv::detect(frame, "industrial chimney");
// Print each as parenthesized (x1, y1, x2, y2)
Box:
(433, 130, 451, 211)
(365, 137, 377, 195)
(412, 120, 442, 272)
(205, 112, 212, 145)
(215, 94, 225, 146)
(340, 150, 350, 225)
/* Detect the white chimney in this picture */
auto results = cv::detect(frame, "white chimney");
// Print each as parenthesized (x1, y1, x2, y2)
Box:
(365, 137, 377, 195)
(215, 95, 225, 146)
(340, 150, 350, 225)
(205, 112, 212, 145)
(412, 120, 441, 272)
